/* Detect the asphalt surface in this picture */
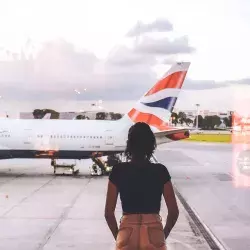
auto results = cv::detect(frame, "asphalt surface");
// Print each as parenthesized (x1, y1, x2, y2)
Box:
(156, 141, 250, 250)
(1, 141, 249, 250)
(0, 158, 211, 250)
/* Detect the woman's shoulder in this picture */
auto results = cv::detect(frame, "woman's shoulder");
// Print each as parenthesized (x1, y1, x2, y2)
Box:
(150, 162, 167, 169)
(150, 162, 170, 173)
(112, 162, 129, 170)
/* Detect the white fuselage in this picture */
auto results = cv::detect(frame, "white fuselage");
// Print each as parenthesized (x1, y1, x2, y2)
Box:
(0, 118, 173, 160)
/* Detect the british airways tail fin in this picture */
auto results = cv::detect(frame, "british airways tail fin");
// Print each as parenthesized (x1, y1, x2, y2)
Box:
(119, 62, 191, 132)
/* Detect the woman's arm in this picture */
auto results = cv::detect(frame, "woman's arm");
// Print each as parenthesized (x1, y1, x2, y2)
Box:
(163, 181, 179, 239)
(104, 180, 119, 240)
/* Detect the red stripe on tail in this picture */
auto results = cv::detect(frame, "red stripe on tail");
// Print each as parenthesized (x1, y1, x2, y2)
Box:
(145, 71, 187, 96)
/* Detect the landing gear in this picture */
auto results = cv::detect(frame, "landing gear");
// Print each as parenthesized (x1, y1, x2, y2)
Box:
(90, 163, 104, 176)
(90, 154, 122, 176)
(90, 157, 107, 176)
(51, 159, 79, 175)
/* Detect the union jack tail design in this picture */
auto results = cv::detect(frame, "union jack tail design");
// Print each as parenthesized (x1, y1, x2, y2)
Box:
(121, 62, 191, 132)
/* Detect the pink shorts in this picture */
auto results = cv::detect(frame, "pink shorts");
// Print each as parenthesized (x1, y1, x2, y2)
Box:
(115, 214, 167, 250)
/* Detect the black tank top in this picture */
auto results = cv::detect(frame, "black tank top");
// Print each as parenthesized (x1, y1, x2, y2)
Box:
(109, 161, 171, 214)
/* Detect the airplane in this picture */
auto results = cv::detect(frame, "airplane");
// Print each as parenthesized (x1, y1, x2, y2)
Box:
(0, 62, 191, 173)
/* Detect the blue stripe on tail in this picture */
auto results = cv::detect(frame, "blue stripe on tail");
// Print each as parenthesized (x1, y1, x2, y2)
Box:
(141, 97, 177, 112)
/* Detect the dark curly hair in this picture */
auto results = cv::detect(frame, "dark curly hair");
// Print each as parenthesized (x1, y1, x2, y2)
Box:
(125, 122, 156, 161)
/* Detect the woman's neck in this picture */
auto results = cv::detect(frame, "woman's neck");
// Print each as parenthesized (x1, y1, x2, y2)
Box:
(131, 155, 149, 163)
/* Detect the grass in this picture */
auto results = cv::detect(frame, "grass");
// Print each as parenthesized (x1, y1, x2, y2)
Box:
(185, 133, 232, 143)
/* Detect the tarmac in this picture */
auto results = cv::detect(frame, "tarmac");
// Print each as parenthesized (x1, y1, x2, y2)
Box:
(157, 141, 250, 250)
(0, 141, 249, 249)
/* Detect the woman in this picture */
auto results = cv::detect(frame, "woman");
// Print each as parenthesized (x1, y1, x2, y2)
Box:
(104, 122, 179, 249)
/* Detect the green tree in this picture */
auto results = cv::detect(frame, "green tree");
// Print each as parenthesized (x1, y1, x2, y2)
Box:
(109, 112, 115, 120)
(33, 109, 43, 119)
(113, 113, 122, 120)
(75, 114, 86, 120)
(33, 109, 59, 119)
(228, 115, 232, 127)
(96, 112, 106, 120)
(171, 112, 178, 125)
(202, 115, 221, 129)
(222, 115, 233, 128)
(193, 115, 204, 128)
(108, 112, 123, 120)
(43, 109, 59, 119)
(223, 117, 230, 127)
(178, 111, 187, 125)
(185, 118, 193, 126)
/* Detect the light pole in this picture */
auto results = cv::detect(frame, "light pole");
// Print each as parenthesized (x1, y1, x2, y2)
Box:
(0, 95, 8, 118)
(195, 104, 200, 129)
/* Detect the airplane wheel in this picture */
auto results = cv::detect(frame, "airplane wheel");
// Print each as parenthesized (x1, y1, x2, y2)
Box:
(74, 170, 79, 175)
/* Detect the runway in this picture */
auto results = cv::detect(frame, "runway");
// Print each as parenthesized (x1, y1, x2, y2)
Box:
(0, 141, 249, 249)
(156, 141, 250, 250)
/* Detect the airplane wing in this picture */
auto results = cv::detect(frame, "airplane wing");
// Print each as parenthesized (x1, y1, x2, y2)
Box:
(154, 128, 191, 141)
(154, 128, 190, 137)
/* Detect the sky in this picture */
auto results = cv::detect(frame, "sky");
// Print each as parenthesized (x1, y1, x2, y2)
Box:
(0, 0, 250, 117)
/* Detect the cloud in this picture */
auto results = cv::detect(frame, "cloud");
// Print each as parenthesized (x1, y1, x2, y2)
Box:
(0, 39, 100, 92)
(106, 45, 156, 66)
(224, 78, 250, 86)
(0, 17, 196, 104)
(126, 18, 173, 37)
(33, 39, 99, 90)
(2, 17, 241, 105)
(0, 39, 158, 102)
(161, 57, 177, 65)
(182, 78, 250, 90)
(182, 79, 229, 90)
(134, 36, 195, 55)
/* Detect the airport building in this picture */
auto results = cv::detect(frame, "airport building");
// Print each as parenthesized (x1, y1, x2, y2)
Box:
(20, 108, 233, 120)
(19, 110, 120, 120)
(59, 111, 111, 120)
(19, 112, 36, 119)
(19, 102, 115, 120)
(173, 109, 233, 118)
